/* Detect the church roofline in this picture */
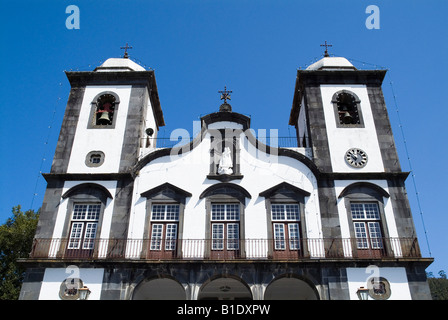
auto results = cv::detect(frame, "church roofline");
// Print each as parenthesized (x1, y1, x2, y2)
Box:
(200, 111, 251, 131)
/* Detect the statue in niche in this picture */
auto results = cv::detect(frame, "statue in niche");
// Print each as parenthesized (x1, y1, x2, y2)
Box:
(217, 147, 233, 175)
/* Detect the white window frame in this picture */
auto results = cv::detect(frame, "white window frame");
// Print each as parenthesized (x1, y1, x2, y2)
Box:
(271, 204, 301, 251)
(351, 202, 383, 249)
(211, 204, 240, 251)
(68, 203, 101, 250)
(150, 204, 180, 251)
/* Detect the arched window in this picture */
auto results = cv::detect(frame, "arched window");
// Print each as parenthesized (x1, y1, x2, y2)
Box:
(339, 182, 391, 258)
(88, 91, 120, 128)
(60, 183, 113, 258)
(332, 90, 364, 127)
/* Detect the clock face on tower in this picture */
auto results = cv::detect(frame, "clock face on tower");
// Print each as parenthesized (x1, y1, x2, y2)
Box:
(345, 148, 368, 168)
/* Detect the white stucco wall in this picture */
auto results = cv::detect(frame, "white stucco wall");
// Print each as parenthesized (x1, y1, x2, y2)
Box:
(67, 85, 132, 173)
(39, 267, 104, 300)
(320, 84, 384, 173)
(346, 267, 411, 300)
(127, 130, 322, 257)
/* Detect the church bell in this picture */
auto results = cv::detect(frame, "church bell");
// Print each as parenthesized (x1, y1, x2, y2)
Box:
(342, 111, 353, 124)
(97, 111, 111, 125)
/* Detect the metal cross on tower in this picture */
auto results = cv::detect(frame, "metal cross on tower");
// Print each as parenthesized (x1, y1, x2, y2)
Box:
(120, 43, 133, 58)
(218, 86, 232, 104)
(320, 41, 332, 57)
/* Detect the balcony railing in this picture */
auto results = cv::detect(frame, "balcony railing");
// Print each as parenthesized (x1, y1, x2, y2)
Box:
(28, 237, 421, 261)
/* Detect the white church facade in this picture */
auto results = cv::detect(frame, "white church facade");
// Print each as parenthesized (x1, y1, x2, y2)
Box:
(19, 53, 433, 300)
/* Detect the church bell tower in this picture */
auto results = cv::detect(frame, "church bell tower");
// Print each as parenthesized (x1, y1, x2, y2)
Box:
(289, 49, 419, 249)
(37, 54, 165, 241)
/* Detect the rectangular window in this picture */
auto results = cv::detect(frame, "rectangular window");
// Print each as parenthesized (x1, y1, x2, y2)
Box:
(68, 203, 101, 251)
(273, 223, 286, 250)
(211, 204, 239, 221)
(149, 204, 180, 252)
(351, 203, 383, 249)
(150, 224, 163, 250)
(211, 204, 240, 251)
(151, 204, 179, 221)
(68, 222, 84, 249)
(271, 204, 301, 252)
(227, 223, 239, 250)
(271, 204, 300, 221)
(212, 224, 224, 250)
(165, 224, 178, 251)
(288, 223, 300, 250)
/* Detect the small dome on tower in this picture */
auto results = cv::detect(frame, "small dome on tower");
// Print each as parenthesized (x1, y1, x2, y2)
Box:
(306, 56, 357, 71)
(94, 58, 146, 72)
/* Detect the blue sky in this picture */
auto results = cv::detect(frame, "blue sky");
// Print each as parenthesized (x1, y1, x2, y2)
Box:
(0, 0, 446, 275)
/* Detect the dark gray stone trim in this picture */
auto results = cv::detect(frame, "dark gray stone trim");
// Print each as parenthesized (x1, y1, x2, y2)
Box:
(259, 181, 311, 198)
(317, 177, 341, 239)
(199, 183, 252, 202)
(50, 87, 85, 174)
(337, 182, 390, 199)
(303, 85, 333, 172)
(18, 268, 45, 300)
(387, 177, 418, 239)
(108, 177, 134, 240)
(119, 85, 148, 172)
(43, 172, 133, 181)
(61, 182, 114, 200)
(367, 85, 402, 172)
(34, 179, 65, 239)
(141, 182, 192, 202)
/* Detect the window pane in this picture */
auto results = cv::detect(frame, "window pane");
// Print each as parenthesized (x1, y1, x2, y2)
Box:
(151, 205, 165, 220)
(273, 223, 285, 250)
(354, 222, 369, 249)
(288, 223, 300, 250)
(285, 204, 300, 220)
(68, 223, 84, 249)
(364, 203, 380, 220)
(368, 222, 383, 249)
(150, 224, 163, 250)
(226, 204, 240, 221)
(82, 222, 97, 249)
(73, 205, 88, 220)
(227, 223, 239, 250)
(351, 203, 365, 220)
(86, 204, 101, 220)
(211, 204, 226, 221)
(165, 205, 179, 221)
(212, 224, 224, 250)
(165, 224, 178, 251)
(271, 204, 285, 220)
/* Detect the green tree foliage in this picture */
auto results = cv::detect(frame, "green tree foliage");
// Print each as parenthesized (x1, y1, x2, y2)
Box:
(0, 205, 39, 300)
(427, 270, 448, 300)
